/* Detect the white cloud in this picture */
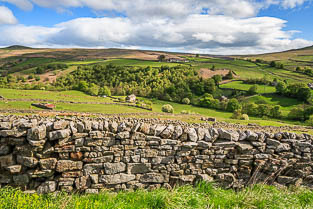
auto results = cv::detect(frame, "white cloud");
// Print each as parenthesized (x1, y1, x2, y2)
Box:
(0, 6, 17, 24)
(1, 0, 33, 10)
(0, 14, 311, 55)
(281, 0, 309, 8)
(0, 0, 268, 18)
(0, 0, 311, 54)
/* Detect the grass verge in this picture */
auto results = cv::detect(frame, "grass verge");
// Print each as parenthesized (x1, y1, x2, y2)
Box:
(1, 183, 313, 209)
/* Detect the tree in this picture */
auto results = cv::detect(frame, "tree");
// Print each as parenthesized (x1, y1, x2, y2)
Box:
(288, 106, 305, 121)
(270, 105, 282, 118)
(87, 83, 100, 96)
(78, 81, 89, 92)
(212, 75, 222, 86)
(224, 70, 234, 79)
(298, 87, 311, 102)
(195, 54, 200, 58)
(275, 81, 287, 94)
(227, 98, 241, 112)
(204, 79, 216, 94)
(99, 86, 111, 96)
(270, 61, 276, 67)
(158, 55, 166, 62)
(243, 102, 259, 116)
(248, 85, 258, 95)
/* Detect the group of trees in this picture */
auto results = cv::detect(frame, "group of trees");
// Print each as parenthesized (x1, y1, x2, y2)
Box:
(35, 64, 68, 74)
(55, 65, 217, 103)
(276, 82, 311, 102)
(295, 66, 313, 77)
(76, 81, 111, 96)
(197, 93, 282, 119)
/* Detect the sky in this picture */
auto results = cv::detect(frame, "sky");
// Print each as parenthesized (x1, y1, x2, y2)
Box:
(0, 0, 312, 55)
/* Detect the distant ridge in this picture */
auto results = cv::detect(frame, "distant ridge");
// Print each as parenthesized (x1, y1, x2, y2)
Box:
(3, 45, 33, 50)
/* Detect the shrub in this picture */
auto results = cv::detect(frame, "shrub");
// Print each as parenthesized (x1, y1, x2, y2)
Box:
(231, 109, 242, 119)
(248, 85, 258, 95)
(182, 98, 190, 105)
(288, 106, 305, 121)
(241, 114, 249, 120)
(34, 75, 40, 81)
(162, 104, 174, 113)
(99, 86, 111, 96)
(227, 98, 241, 112)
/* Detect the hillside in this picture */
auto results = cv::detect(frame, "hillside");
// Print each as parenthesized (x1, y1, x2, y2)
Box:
(2, 45, 33, 50)
(1, 45, 313, 130)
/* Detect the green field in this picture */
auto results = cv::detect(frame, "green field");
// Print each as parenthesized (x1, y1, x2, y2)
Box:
(0, 88, 307, 129)
(2, 183, 313, 209)
(220, 81, 276, 94)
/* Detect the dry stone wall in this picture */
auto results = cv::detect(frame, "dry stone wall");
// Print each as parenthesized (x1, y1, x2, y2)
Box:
(1, 115, 313, 194)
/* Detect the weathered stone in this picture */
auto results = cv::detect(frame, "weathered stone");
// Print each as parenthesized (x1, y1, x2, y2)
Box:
(276, 143, 291, 152)
(155, 125, 166, 136)
(140, 173, 165, 183)
(109, 121, 118, 133)
(86, 189, 99, 194)
(172, 125, 183, 140)
(5, 165, 22, 174)
(39, 158, 57, 170)
(160, 125, 174, 139)
(0, 145, 10, 155)
(104, 162, 126, 174)
(116, 131, 130, 139)
(218, 129, 239, 141)
(277, 176, 299, 185)
(49, 129, 71, 141)
(13, 174, 29, 185)
(53, 120, 69, 130)
(28, 170, 54, 178)
(70, 152, 83, 160)
(267, 138, 281, 147)
(37, 181, 56, 194)
(89, 131, 103, 139)
(128, 163, 150, 174)
(187, 128, 198, 142)
(0, 129, 26, 137)
(56, 160, 83, 172)
(99, 174, 135, 184)
(197, 141, 212, 149)
(17, 155, 38, 168)
(236, 142, 253, 153)
(83, 156, 113, 163)
(0, 122, 11, 130)
(0, 174, 11, 184)
(27, 125, 46, 141)
(83, 163, 103, 175)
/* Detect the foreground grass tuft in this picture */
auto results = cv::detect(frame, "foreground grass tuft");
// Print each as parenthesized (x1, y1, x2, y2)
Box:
(1, 183, 313, 209)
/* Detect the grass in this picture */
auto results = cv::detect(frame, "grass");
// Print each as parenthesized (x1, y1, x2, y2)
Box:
(0, 89, 115, 103)
(1, 183, 313, 209)
(0, 88, 309, 129)
(103, 58, 188, 67)
(220, 81, 276, 94)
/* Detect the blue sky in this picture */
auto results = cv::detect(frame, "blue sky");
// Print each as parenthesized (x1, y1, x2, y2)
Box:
(0, 0, 312, 54)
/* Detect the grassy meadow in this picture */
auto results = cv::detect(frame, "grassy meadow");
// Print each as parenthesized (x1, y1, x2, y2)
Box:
(1, 183, 313, 209)
(220, 81, 276, 94)
(0, 88, 308, 129)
